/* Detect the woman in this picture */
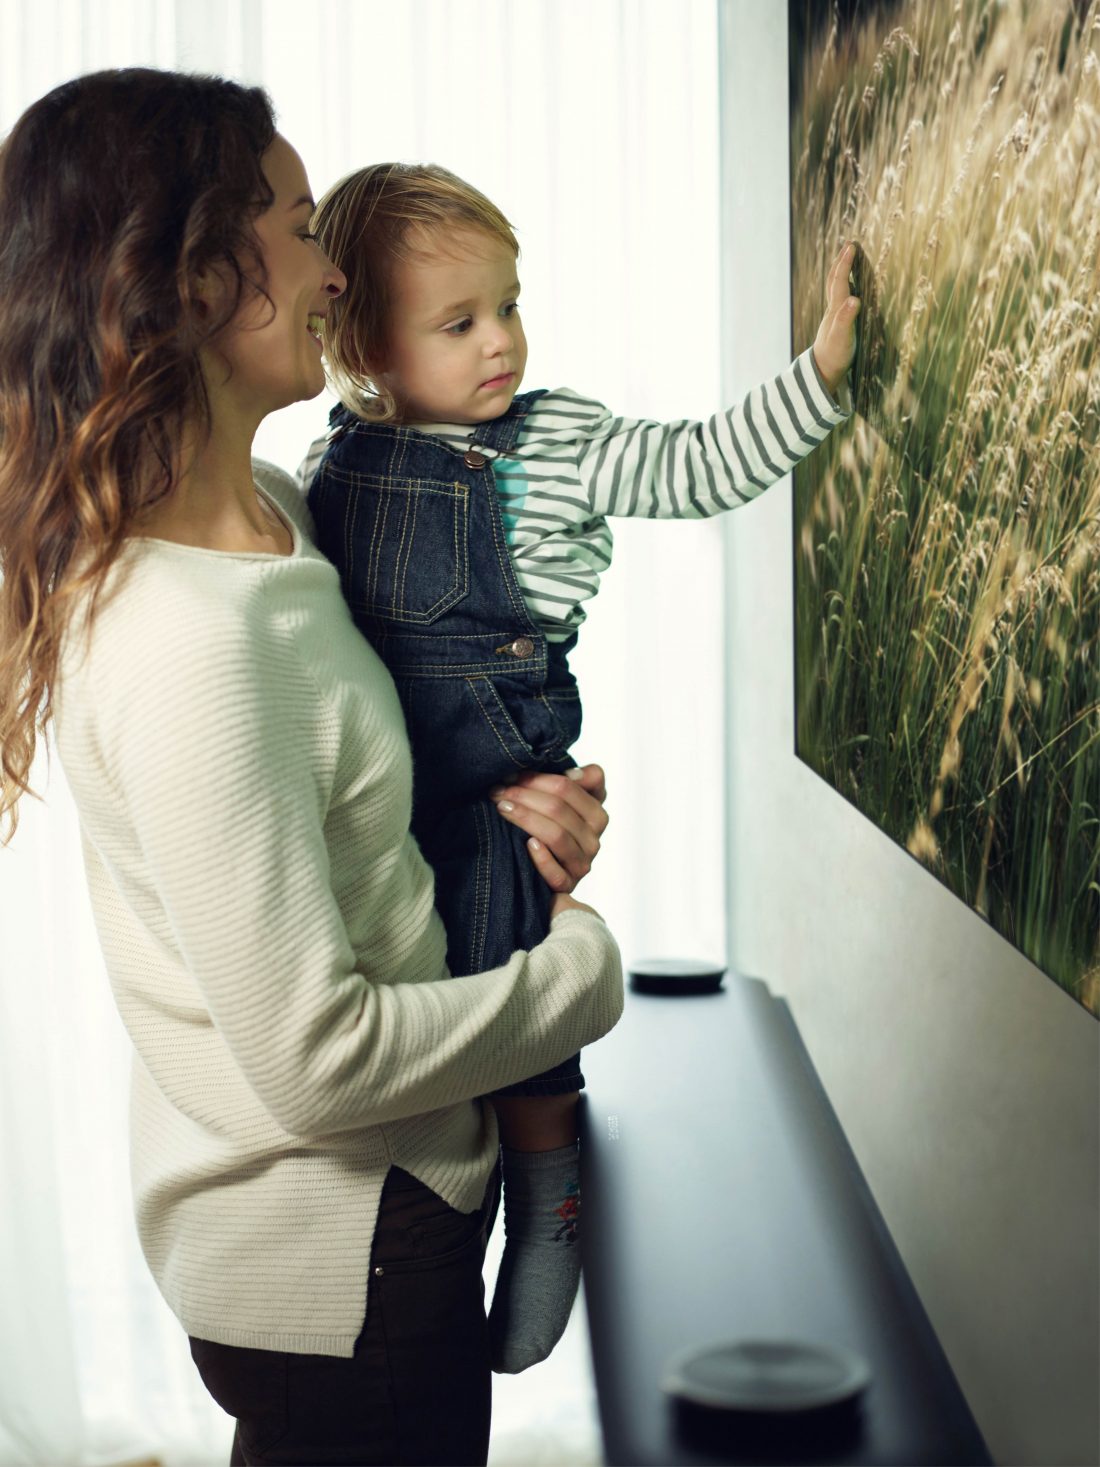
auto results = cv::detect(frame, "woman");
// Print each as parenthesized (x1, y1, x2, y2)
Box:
(0, 69, 622, 1466)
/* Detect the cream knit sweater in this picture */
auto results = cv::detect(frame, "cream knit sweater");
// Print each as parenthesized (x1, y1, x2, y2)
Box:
(54, 461, 623, 1357)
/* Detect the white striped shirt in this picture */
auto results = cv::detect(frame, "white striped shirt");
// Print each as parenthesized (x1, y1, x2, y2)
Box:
(299, 347, 849, 642)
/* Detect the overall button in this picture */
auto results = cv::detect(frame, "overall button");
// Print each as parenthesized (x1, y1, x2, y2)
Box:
(504, 637, 535, 659)
(463, 449, 488, 469)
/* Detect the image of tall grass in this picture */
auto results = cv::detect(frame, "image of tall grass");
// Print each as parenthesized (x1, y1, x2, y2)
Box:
(792, 0, 1100, 1014)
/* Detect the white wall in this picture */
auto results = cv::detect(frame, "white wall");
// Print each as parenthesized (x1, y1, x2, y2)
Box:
(719, 5, 1099, 1465)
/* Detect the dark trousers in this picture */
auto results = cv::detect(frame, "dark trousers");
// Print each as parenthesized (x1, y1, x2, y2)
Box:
(189, 1163, 501, 1466)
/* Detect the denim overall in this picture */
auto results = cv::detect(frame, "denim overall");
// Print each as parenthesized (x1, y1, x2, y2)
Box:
(308, 391, 584, 1097)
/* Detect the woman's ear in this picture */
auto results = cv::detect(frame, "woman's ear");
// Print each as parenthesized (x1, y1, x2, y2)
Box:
(191, 265, 232, 321)
(193, 269, 211, 306)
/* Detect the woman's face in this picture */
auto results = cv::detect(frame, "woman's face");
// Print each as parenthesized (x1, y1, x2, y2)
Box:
(207, 134, 346, 422)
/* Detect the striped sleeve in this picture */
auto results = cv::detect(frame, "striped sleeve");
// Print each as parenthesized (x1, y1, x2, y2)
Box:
(296, 431, 330, 493)
(575, 348, 850, 521)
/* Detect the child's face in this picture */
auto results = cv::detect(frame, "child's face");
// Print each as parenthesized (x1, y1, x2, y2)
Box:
(379, 227, 527, 424)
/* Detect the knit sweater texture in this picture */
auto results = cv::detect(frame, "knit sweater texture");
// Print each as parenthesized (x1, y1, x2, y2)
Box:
(54, 461, 623, 1357)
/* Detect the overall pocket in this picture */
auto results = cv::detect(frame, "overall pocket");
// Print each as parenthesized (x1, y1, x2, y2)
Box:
(314, 465, 470, 625)
(464, 676, 577, 770)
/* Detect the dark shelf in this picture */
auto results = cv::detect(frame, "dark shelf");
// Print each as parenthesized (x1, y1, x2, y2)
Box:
(579, 974, 992, 1466)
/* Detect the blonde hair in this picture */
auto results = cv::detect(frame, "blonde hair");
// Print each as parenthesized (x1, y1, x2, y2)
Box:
(313, 163, 519, 422)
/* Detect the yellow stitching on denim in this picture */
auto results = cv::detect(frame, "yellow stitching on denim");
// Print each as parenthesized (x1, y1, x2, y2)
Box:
(323, 461, 469, 619)
(480, 464, 529, 625)
(386, 658, 547, 675)
(534, 690, 571, 751)
(353, 483, 470, 623)
(464, 678, 530, 768)
(396, 485, 414, 613)
(472, 678, 536, 765)
(470, 798, 491, 972)
(453, 483, 463, 621)
(365, 485, 383, 608)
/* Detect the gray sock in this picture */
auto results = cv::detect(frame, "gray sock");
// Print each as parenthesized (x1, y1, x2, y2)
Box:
(487, 1142, 582, 1374)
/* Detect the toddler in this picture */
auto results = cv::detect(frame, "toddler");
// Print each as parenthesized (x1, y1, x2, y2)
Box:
(299, 164, 859, 1374)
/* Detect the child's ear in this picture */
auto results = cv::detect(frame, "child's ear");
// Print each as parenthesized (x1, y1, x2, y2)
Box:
(364, 347, 389, 377)
(363, 357, 392, 390)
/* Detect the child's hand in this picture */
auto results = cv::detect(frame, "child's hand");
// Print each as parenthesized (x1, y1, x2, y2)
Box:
(812, 240, 861, 400)
(489, 764, 608, 893)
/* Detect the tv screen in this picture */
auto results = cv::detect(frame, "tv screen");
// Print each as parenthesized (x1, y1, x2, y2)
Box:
(790, 0, 1099, 1015)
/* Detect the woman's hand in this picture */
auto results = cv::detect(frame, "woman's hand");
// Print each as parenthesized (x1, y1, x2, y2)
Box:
(489, 763, 608, 894)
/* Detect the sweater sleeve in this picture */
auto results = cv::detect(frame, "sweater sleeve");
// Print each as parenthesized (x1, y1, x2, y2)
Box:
(106, 589, 622, 1139)
(576, 348, 851, 521)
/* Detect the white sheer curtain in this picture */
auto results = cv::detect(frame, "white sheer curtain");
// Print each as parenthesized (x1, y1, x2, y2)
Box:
(0, 3, 722, 1463)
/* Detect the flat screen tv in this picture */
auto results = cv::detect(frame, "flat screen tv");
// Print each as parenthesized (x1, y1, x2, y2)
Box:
(790, 0, 1099, 1015)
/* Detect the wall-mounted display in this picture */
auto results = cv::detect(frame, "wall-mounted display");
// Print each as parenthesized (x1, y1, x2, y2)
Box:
(791, 0, 1099, 1015)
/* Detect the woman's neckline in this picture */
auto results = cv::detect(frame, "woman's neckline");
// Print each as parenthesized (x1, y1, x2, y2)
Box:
(132, 481, 301, 560)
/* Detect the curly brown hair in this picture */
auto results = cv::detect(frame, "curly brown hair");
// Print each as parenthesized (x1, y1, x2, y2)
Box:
(312, 162, 519, 423)
(0, 68, 277, 841)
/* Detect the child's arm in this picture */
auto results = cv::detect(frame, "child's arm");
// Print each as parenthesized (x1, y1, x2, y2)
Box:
(576, 241, 860, 522)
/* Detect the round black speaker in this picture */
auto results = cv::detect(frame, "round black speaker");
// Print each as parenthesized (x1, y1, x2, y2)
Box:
(628, 958, 727, 995)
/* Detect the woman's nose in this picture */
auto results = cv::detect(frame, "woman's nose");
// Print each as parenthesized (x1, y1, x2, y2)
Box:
(324, 261, 347, 297)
